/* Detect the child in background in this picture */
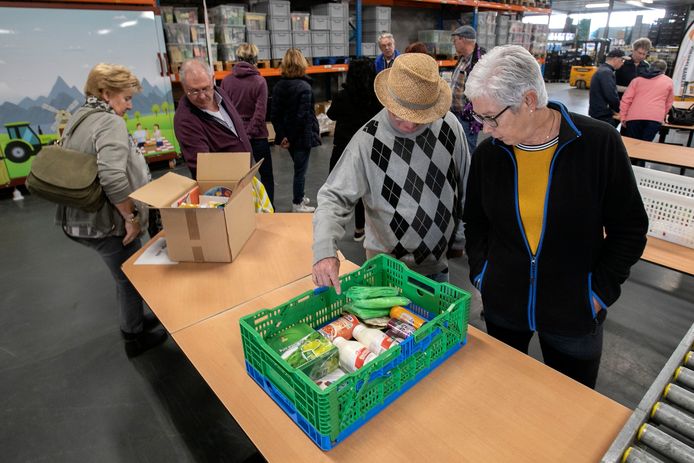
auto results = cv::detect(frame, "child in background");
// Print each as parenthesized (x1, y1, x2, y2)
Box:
(132, 122, 147, 148)
(153, 123, 163, 148)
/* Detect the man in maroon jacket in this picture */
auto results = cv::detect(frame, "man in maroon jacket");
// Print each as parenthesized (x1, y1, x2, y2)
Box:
(173, 60, 252, 179)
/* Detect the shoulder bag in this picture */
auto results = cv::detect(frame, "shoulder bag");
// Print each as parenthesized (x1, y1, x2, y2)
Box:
(668, 103, 694, 126)
(26, 109, 106, 212)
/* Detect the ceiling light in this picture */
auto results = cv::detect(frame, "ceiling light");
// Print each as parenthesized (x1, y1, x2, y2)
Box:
(626, 0, 645, 6)
(586, 3, 610, 8)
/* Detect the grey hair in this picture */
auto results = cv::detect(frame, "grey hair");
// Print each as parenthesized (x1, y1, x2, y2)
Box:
(378, 32, 394, 44)
(464, 44, 548, 110)
(651, 59, 667, 73)
(632, 37, 652, 51)
(179, 59, 213, 84)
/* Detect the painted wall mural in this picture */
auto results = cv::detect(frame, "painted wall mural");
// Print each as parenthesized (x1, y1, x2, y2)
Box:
(0, 6, 178, 185)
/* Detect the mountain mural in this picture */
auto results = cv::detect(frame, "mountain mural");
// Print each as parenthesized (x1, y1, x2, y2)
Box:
(0, 76, 172, 133)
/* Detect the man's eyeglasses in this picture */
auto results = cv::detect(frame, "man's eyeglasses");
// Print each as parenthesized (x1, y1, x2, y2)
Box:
(186, 85, 214, 97)
(470, 105, 511, 128)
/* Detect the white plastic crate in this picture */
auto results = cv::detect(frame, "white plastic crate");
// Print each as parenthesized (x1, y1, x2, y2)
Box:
(633, 166, 694, 248)
(310, 15, 330, 30)
(633, 166, 694, 198)
(270, 30, 292, 45)
(311, 3, 344, 18)
(247, 30, 271, 47)
(254, 0, 290, 17)
(363, 6, 391, 21)
(292, 31, 311, 46)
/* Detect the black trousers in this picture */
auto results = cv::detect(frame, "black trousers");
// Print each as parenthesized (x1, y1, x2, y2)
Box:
(485, 317, 604, 389)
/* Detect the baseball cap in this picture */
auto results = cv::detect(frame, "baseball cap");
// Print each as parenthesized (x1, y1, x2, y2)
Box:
(452, 25, 476, 41)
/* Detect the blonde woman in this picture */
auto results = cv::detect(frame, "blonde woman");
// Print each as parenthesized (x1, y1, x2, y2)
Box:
(221, 43, 274, 206)
(55, 63, 166, 358)
(270, 48, 321, 212)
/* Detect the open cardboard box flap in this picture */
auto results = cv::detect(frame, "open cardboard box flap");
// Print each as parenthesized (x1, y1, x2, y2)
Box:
(129, 172, 197, 209)
(197, 152, 252, 182)
(226, 159, 263, 202)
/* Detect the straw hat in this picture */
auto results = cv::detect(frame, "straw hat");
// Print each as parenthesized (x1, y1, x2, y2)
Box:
(374, 53, 452, 124)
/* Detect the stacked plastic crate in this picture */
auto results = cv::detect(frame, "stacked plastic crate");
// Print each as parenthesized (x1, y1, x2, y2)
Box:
(291, 11, 312, 59)
(357, 6, 390, 57)
(245, 10, 271, 61)
(312, 3, 348, 59)
(208, 4, 246, 63)
(417, 30, 452, 57)
(531, 24, 549, 57)
(495, 14, 511, 47)
(476, 11, 497, 51)
(162, 6, 216, 70)
(253, 0, 291, 61)
(310, 9, 330, 59)
(509, 20, 532, 51)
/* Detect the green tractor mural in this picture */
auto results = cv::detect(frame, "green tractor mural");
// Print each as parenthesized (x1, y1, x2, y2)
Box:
(3, 122, 45, 163)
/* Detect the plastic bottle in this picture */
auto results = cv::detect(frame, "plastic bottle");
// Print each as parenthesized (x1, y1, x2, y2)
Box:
(332, 337, 376, 372)
(352, 324, 396, 355)
(317, 314, 360, 341)
(386, 318, 417, 340)
(390, 306, 426, 329)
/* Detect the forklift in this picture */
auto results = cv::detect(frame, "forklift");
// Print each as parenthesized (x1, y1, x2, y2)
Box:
(569, 38, 612, 89)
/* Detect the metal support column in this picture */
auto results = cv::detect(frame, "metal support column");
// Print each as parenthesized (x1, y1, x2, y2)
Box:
(356, 0, 362, 57)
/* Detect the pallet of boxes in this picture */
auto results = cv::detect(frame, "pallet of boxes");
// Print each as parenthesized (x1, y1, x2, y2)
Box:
(207, 4, 246, 70)
(162, 6, 218, 74)
(311, 2, 348, 63)
(352, 6, 389, 58)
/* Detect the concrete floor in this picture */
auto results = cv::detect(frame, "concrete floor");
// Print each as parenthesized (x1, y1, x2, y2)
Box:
(1, 83, 693, 462)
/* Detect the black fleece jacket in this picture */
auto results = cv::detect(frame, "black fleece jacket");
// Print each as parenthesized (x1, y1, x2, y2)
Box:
(463, 102, 648, 336)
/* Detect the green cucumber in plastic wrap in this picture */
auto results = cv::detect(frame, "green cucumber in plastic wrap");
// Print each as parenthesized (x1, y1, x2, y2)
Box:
(345, 286, 400, 301)
(352, 296, 411, 309)
(342, 303, 391, 320)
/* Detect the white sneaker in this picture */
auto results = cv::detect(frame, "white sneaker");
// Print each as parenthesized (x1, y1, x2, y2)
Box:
(292, 202, 315, 213)
(302, 196, 310, 205)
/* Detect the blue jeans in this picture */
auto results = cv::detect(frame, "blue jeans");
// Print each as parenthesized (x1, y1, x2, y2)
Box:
(288, 147, 311, 205)
(458, 118, 479, 153)
(484, 316, 604, 388)
(250, 138, 274, 206)
(623, 120, 662, 142)
(72, 235, 144, 334)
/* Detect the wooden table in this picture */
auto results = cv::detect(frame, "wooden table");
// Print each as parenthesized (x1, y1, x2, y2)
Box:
(641, 236, 694, 277)
(122, 213, 323, 333)
(172, 275, 631, 462)
(623, 136, 694, 174)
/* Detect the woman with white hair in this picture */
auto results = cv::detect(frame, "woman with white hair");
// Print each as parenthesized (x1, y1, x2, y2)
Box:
(462, 45, 648, 388)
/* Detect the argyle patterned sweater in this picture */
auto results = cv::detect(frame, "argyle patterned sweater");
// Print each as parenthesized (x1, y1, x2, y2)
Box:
(313, 109, 470, 276)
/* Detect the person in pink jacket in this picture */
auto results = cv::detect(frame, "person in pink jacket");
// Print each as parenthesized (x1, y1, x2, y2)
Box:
(620, 60, 674, 141)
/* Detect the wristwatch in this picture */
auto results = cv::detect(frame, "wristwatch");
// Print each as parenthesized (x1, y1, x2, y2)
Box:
(124, 209, 139, 224)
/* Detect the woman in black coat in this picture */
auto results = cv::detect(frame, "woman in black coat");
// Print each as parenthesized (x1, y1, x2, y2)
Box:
(271, 48, 321, 213)
(326, 58, 382, 240)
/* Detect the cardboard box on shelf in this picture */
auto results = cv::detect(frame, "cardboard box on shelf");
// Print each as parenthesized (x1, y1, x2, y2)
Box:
(130, 153, 261, 263)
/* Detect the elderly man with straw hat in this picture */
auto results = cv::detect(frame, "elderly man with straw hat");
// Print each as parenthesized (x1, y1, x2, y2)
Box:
(312, 53, 470, 293)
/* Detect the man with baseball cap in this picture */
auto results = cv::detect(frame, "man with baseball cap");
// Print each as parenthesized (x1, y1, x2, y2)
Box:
(312, 53, 470, 292)
(450, 25, 486, 151)
(589, 48, 626, 128)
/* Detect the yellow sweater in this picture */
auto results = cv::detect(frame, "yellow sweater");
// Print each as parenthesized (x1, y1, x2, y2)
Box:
(513, 137, 558, 254)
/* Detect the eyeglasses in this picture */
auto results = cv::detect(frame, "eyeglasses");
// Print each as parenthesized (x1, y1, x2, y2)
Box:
(470, 105, 511, 128)
(186, 85, 214, 97)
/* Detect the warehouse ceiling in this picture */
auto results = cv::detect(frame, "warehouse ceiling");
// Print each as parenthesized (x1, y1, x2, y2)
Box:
(550, 0, 689, 14)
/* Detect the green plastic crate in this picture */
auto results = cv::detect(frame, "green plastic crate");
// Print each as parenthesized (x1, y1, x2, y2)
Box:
(239, 254, 471, 448)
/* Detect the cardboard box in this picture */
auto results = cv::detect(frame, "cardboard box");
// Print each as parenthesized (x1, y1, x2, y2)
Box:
(131, 153, 261, 263)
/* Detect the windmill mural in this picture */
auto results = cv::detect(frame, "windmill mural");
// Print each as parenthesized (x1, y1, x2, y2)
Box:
(41, 100, 80, 136)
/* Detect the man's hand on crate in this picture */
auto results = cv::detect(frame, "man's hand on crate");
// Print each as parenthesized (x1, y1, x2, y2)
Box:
(313, 257, 342, 295)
